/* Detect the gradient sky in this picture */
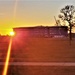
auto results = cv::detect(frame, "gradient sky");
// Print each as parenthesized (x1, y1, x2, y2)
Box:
(0, 0, 75, 35)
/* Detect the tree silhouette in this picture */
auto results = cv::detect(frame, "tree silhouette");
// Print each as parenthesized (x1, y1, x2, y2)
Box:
(58, 5, 75, 40)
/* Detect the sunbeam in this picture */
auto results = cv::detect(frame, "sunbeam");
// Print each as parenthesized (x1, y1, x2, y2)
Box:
(13, 0, 18, 21)
(2, 37, 12, 75)
(2, 0, 18, 75)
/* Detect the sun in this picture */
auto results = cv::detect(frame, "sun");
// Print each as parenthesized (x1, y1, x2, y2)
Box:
(9, 31, 15, 36)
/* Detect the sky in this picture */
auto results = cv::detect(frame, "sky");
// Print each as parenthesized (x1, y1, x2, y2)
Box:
(0, 0, 75, 35)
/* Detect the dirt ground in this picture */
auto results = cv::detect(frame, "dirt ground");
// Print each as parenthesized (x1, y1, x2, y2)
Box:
(1, 37, 75, 75)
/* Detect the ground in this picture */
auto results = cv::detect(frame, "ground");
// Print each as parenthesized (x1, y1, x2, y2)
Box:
(0, 36, 75, 75)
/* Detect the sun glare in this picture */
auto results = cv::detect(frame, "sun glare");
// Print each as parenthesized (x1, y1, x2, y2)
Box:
(9, 31, 15, 36)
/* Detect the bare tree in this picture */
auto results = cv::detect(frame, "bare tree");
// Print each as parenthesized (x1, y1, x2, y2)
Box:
(58, 5, 75, 40)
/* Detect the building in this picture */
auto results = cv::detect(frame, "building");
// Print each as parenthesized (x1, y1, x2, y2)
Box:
(13, 26, 68, 38)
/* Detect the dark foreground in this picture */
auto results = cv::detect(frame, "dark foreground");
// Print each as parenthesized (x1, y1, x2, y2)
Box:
(0, 65, 75, 75)
(0, 37, 75, 75)
(7, 66, 75, 75)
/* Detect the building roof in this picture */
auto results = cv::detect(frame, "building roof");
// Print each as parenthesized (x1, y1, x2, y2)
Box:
(13, 26, 68, 30)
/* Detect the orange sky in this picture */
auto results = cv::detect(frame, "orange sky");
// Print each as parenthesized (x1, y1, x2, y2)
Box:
(0, 0, 75, 35)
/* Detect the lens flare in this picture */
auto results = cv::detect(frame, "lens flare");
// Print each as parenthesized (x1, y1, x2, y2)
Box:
(13, 0, 18, 21)
(9, 31, 15, 36)
(2, 38, 12, 75)
(2, 0, 18, 75)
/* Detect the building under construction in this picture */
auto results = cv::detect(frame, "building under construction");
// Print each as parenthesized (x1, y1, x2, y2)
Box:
(13, 26, 68, 38)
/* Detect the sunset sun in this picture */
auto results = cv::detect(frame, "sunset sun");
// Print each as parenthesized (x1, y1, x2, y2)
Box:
(9, 31, 15, 36)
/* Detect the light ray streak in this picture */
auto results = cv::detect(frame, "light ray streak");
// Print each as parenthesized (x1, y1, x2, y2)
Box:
(2, 37, 12, 75)
(13, 0, 18, 21)
(2, 0, 18, 75)
(1, 62, 75, 66)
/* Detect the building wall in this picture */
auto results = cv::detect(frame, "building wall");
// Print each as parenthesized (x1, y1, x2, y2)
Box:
(13, 26, 68, 38)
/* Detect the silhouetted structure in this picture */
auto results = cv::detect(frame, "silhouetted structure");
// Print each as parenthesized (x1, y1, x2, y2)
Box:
(13, 26, 68, 38)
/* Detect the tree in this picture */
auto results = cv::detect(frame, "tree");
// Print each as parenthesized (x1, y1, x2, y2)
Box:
(58, 5, 75, 40)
